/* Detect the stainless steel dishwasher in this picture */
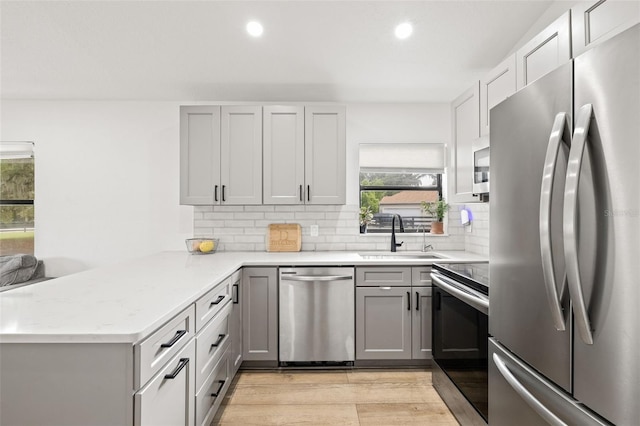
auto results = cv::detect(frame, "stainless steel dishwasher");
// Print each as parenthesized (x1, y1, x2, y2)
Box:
(279, 267, 355, 365)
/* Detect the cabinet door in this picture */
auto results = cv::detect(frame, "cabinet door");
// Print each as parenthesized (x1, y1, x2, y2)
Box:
(480, 54, 517, 136)
(263, 106, 305, 204)
(304, 106, 346, 205)
(450, 83, 481, 203)
(180, 106, 221, 205)
(516, 11, 571, 90)
(229, 270, 243, 376)
(135, 339, 195, 426)
(411, 286, 432, 360)
(356, 286, 412, 360)
(242, 267, 278, 361)
(572, 0, 640, 57)
(221, 106, 263, 205)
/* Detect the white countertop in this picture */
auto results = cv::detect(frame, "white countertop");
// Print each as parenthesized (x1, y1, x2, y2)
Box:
(0, 250, 486, 344)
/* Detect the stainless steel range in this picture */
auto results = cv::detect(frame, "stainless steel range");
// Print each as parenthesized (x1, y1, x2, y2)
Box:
(431, 262, 489, 425)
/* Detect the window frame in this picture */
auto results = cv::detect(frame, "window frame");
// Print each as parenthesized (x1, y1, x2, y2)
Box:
(359, 174, 443, 234)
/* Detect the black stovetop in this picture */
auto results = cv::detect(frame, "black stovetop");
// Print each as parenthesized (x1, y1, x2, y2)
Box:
(432, 262, 489, 295)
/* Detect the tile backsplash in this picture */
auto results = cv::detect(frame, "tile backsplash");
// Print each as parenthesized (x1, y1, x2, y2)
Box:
(462, 203, 490, 256)
(193, 204, 484, 253)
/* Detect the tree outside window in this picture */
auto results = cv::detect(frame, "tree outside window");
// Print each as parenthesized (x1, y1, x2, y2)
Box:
(1, 142, 35, 255)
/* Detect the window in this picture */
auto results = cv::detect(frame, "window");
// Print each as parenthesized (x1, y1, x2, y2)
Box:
(359, 143, 445, 234)
(1, 142, 35, 255)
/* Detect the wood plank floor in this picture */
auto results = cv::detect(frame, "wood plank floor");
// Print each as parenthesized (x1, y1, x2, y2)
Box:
(213, 369, 459, 425)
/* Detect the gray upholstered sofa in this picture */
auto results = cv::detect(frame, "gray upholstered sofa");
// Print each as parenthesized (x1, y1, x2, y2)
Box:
(0, 255, 51, 292)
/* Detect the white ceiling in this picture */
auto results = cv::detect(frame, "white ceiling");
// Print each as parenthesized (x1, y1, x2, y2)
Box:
(1, 0, 554, 103)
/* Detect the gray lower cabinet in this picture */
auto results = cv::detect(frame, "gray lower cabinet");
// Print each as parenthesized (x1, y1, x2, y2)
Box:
(229, 269, 243, 376)
(242, 267, 278, 362)
(356, 286, 412, 359)
(356, 266, 432, 361)
(412, 286, 433, 359)
(135, 339, 196, 426)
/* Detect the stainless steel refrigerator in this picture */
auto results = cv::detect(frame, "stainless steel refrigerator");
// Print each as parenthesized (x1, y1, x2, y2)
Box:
(489, 24, 639, 425)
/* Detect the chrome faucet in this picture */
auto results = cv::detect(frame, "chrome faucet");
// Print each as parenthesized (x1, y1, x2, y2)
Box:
(390, 214, 404, 252)
(418, 225, 434, 252)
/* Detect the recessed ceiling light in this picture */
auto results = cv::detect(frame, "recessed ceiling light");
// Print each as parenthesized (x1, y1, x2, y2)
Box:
(246, 21, 264, 37)
(395, 22, 413, 40)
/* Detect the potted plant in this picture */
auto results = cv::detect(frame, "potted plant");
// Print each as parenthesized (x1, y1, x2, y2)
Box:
(359, 206, 373, 233)
(421, 198, 450, 234)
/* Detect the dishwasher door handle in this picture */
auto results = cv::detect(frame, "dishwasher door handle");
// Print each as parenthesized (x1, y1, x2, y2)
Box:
(280, 274, 353, 282)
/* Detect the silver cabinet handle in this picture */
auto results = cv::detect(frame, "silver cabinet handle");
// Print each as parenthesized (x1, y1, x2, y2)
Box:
(280, 274, 353, 282)
(564, 104, 594, 345)
(493, 353, 568, 426)
(539, 112, 569, 331)
(430, 273, 488, 315)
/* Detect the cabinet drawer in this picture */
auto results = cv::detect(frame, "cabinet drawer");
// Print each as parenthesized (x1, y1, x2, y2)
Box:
(356, 267, 412, 287)
(411, 267, 432, 286)
(196, 301, 232, 392)
(196, 277, 232, 331)
(135, 305, 195, 389)
(135, 338, 195, 426)
(195, 349, 231, 426)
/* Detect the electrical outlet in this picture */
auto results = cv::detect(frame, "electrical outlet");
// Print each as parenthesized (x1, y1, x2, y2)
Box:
(310, 225, 319, 237)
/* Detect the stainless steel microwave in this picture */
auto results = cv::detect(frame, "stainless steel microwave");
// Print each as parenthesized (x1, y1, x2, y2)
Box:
(472, 137, 490, 194)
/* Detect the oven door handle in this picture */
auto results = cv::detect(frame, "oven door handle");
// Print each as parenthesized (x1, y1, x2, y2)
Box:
(431, 273, 489, 315)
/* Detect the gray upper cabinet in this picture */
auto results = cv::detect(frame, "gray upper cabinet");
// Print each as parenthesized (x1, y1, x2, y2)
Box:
(480, 54, 517, 136)
(516, 11, 571, 90)
(242, 267, 278, 362)
(450, 83, 481, 203)
(304, 106, 346, 205)
(180, 106, 221, 205)
(180, 105, 262, 205)
(182, 104, 345, 206)
(220, 106, 263, 205)
(571, 0, 640, 57)
(263, 106, 305, 204)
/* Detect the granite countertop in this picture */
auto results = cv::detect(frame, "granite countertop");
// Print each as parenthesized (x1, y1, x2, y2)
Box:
(0, 250, 486, 344)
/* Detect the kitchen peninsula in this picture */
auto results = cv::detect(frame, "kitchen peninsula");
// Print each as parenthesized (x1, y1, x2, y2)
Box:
(0, 250, 485, 426)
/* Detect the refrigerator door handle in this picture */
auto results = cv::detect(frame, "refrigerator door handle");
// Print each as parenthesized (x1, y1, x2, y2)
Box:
(539, 112, 569, 331)
(493, 353, 568, 426)
(564, 103, 595, 345)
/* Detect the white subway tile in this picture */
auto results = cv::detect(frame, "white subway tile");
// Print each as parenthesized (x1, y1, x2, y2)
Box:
(225, 220, 255, 228)
(265, 212, 295, 220)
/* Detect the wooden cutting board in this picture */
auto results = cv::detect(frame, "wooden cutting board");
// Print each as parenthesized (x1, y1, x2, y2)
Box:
(267, 223, 302, 252)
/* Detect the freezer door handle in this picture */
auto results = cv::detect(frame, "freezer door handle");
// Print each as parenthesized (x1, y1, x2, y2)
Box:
(493, 352, 568, 426)
(564, 103, 595, 345)
(540, 112, 569, 331)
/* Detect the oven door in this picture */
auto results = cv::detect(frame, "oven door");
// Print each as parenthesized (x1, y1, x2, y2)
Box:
(432, 273, 489, 421)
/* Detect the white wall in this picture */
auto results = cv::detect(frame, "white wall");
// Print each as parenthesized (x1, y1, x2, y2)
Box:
(1, 101, 193, 276)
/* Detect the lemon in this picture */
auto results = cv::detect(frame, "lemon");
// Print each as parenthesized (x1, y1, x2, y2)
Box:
(199, 240, 215, 253)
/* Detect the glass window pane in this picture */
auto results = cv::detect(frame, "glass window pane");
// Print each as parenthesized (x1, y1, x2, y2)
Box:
(361, 189, 439, 233)
(1, 158, 34, 200)
(0, 205, 35, 255)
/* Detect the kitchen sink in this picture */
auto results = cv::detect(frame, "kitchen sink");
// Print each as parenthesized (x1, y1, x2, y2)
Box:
(358, 252, 446, 260)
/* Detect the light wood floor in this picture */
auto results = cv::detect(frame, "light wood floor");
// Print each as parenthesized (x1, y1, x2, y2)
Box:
(213, 369, 459, 425)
